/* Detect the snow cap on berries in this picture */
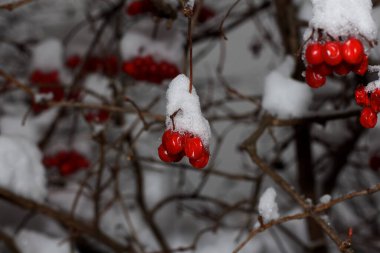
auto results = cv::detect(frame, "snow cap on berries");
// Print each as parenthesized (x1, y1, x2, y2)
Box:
(166, 74, 211, 146)
(31, 38, 64, 72)
(258, 187, 279, 223)
(120, 19, 185, 66)
(262, 56, 313, 118)
(309, 0, 377, 40)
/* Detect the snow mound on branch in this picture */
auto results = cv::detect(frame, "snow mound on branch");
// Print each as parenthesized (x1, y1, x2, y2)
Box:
(83, 73, 112, 103)
(16, 229, 71, 253)
(309, 0, 377, 40)
(0, 136, 46, 201)
(262, 56, 312, 118)
(120, 19, 185, 66)
(31, 38, 64, 72)
(258, 187, 279, 223)
(166, 74, 211, 146)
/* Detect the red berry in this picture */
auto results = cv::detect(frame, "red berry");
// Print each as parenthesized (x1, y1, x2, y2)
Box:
(59, 163, 76, 176)
(313, 63, 333, 76)
(370, 89, 380, 112)
(123, 62, 137, 76)
(158, 144, 183, 163)
(342, 38, 364, 65)
(305, 66, 326, 88)
(103, 55, 119, 77)
(189, 151, 210, 169)
(334, 62, 352, 76)
(197, 6, 215, 23)
(323, 41, 343, 66)
(353, 54, 368, 76)
(360, 107, 377, 128)
(126, 1, 144, 15)
(162, 130, 184, 155)
(305, 43, 324, 65)
(184, 135, 205, 160)
(66, 55, 81, 69)
(355, 85, 370, 107)
(369, 154, 380, 171)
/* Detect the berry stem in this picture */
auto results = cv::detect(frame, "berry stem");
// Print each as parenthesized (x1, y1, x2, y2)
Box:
(170, 109, 181, 131)
(187, 16, 193, 94)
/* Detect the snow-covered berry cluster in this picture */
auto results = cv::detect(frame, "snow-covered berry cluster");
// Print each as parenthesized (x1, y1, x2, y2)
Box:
(43, 150, 90, 176)
(304, 37, 368, 88)
(158, 130, 210, 169)
(158, 74, 211, 169)
(122, 55, 179, 84)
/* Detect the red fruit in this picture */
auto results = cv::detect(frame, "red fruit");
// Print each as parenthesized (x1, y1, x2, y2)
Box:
(197, 6, 215, 23)
(342, 38, 364, 65)
(43, 156, 58, 167)
(355, 85, 370, 107)
(162, 130, 184, 155)
(59, 163, 76, 176)
(369, 154, 380, 171)
(305, 43, 324, 65)
(126, 1, 144, 15)
(360, 107, 377, 128)
(353, 54, 368, 76)
(66, 55, 81, 69)
(184, 135, 205, 160)
(334, 62, 352, 76)
(370, 89, 380, 112)
(323, 41, 343, 66)
(189, 151, 210, 169)
(313, 63, 333, 76)
(103, 55, 119, 76)
(123, 62, 137, 76)
(305, 66, 326, 88)
(158, 144, 183, 163)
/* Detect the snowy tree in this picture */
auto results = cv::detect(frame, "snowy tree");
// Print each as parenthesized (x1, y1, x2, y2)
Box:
(0, 0, 378, 253)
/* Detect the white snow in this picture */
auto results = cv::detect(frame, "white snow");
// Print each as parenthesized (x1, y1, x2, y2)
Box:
(258, 187, 279, 223)
(16, 229, 72, 253)
(0, 136, 46, 201)
(35, 92, 54, 103)
(320, 194, 332, 204)
(262, 56, 312, 118)
(309, 0, 377, 40)
(185, 0, 195, 10)
(120, 19, 185, 66)
(83, 73, 112, 103)
(31, 38, 64, 72)
(165, 74, 211, 146)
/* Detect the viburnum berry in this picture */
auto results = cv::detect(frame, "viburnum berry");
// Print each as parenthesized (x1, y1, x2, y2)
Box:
(30, 70, 59, 84)
(334, 62, 352, 76)
(369, 154, 380, 171)
(84, 110, 110, 124)
(342, 37, 365, 65)
(184, 135, 205, 160)
(370, 89, 380, 112)
(66, 55, 81, 69)
(162, 130, 184, 155)
(355, 85, 370, 107)
(323, 41, 343, 66)
(189, 151, 210, 169)
(197, 5, 216, 23)
(353, 54, 369, 76)
(305, 66, 326, 88)
(126, 0, 152, 16)
(158, 144, 183, 163)
(305, 42, 324, 65)
(360, 107, 378, 128)
(312, 63, 333, 76)
(43, 150, 90, 176)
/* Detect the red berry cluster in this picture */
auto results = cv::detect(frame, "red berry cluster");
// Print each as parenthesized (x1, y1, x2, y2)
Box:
(29, 70, 64, 113)
(123, 56, 180, 84)
(126, 0, 153, 16)
(197, 5, 216, 23)
(43, 150, 90, 176)
(66, 55, 119, 77)
(304, 37, 368, 88)
(158, 130, 210, 169)
(84, 109, 110, 124)
(355, 85, 380, 128)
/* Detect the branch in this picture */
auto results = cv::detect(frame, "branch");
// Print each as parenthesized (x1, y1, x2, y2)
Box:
(0, 0, 33, 11)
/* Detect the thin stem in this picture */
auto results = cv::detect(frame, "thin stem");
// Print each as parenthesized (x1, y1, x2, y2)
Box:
(188, 16, 193, 94)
